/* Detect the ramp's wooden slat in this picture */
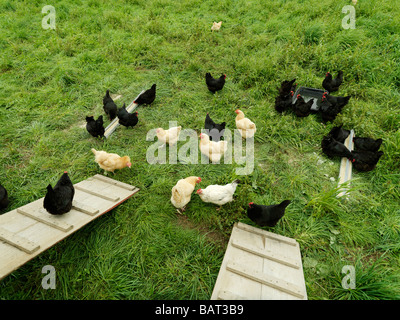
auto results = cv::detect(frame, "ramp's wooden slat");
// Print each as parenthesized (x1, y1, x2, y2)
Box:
(74, 185, 120, 202)
(226, 261, 305, 299)
(0, 227, 40, 254)
(17, 208, 74, 232)
(0, 175, 139, 280)
(72, 201, 99, 216)
(91, 174, 137, 191)
(231, 239, 300, 269)
(236, 222, 297, 246)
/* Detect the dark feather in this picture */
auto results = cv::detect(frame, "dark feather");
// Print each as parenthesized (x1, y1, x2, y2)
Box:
(205, 73, 226, 93)
(134, 84, 156, 105)
(247, 200, 291, 227)
(43, 172, 75, 215)
(103, 90, 118, 121)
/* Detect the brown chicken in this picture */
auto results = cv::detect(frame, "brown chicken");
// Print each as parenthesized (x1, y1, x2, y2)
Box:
(171, 176, 202, 213)
(91, 148, 131, 174)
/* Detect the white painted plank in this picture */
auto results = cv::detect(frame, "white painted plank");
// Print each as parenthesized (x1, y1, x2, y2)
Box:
(337, 129, 355, 198)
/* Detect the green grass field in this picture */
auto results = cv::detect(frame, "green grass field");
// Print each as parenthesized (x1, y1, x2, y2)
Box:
(0, 0, 399, 300)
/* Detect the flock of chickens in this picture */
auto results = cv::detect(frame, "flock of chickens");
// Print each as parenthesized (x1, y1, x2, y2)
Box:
(0, 70, 384, 229)
(275, 71, 384, 172)
(0, 72, 291, 228)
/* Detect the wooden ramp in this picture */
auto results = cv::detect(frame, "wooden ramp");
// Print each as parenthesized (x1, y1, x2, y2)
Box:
(211, 222, 307, 300)
(0, 174, 139, 280)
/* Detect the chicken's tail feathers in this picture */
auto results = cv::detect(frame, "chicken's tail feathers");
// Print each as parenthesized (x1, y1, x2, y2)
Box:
(279, 200, 292, 208)
(91, 148, 97, 155)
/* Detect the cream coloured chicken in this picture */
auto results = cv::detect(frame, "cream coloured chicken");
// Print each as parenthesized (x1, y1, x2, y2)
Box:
(235, 109, 256, 139)
(196, 180, 239, 207)
(91, 148, 131, 174)
(156, 126, 182, 147)
(211, 21, 222, 31)
(199, 133, 228, 163)
(171, 176, 202, 213)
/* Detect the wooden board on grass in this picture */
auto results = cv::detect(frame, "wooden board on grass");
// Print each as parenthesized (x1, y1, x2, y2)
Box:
(211, 222, 307, 300)
(0, 174, 139, 280)
(337, 129, 355, 198)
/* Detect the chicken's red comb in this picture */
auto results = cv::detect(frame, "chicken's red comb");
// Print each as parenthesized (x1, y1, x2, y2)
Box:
(64, 171, 68, 173)
(248, 202, 254, 206)
(297, 94, 301, 98)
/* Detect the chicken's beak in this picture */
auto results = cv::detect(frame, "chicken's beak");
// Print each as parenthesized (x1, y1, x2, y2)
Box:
(196, 189, 202, 194)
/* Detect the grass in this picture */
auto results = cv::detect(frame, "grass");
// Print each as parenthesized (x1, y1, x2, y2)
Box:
(0, 0, 400, 300)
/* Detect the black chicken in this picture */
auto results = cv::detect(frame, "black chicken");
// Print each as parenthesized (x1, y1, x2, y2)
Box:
(277, 78, 297, 96)
(0, 183, 9, 210)
(292, 94, 313, 117)
(274, 91, 294, 113)
(204, 113, 226, 141)
(324, 93, 351, 109)
(353, 137, 383, 152)
(322, 71, 343, 93)
(328, 125, 350, 143)
(247, 200, 291, 227)
(43, 172, 75, 215)
(351, 150, 384, 172)
(205, 73, 226, 93)
(319, 93, 351, 122)
(134, 84, 156, 105)
(86, 115, 105, 138)
(117, 104, 139, 128)
(103, 90, 118, 121)
(321, 135, 354, 160)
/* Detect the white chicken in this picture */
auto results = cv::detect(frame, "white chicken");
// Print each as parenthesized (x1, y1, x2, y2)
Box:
(171, 176, 202, 213)
(196, 180, 239, 207)
(199, 132, 228, 163)
(156, 126, 182, 147)
(235, 109, 256, 139)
